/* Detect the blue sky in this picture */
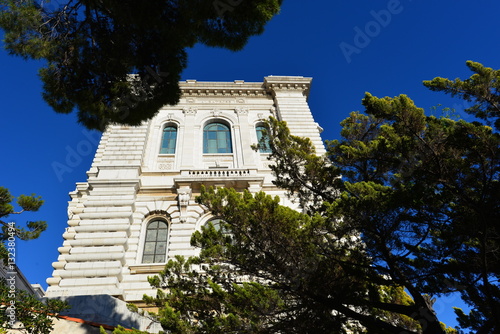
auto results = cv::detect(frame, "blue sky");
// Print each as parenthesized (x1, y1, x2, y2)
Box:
(1, 0, 499, 329)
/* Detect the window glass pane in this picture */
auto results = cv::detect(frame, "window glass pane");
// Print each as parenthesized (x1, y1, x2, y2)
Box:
(154, 254, 165, 263)
(157, 229, 168, 240)
(206, 218, 232, 242)
(210, 219, 222, 231)
(156, 243, 166, 253)
(160, 126, 177, 154)
(218, 137, 226, 148)
(143, 255, 154, 263)
(146, 229, 157, 241)
(142, 220, 169, 263)
(204, 122, 232, 153)
(256, 125, 271, 153)
(144, 242, 155, 254)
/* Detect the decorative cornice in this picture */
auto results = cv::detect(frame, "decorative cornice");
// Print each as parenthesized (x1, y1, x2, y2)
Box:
(181, 89, 268, 97)
(180, 80, 267, 97)
(179, 77, 312, 98)
(263, 76, 312, 97)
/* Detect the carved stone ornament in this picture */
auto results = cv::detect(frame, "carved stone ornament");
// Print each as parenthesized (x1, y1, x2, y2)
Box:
(234, 107, 249, 115)
(182, 107, 197, 115)
(211, 109, 222, 117)
(158, 163, 173, 170)
(177, 188, 192, 207)
(269, 83, 309, 91)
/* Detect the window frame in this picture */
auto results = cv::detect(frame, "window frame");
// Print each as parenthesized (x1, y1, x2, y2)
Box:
(159, 124, 178, 155)
(141, 219, 170, 264)
(203, 121, 233, 154)
(255, 124, 272, 153)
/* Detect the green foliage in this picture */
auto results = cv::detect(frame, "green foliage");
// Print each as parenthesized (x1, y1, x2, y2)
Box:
(0, 0, 282, 130)
(139, 62, 499, 333)
(326, 89, 499, 333)
(140, 187, 425, 333)
(109, 325, 150, 334)
(0, 279, 70, 334)
(0, 187, 46, 263)
(260, 117, 342, 212)
(144, 252, 288, 333)
(424, 60, 500, 130)
(0, 187, 52, 332)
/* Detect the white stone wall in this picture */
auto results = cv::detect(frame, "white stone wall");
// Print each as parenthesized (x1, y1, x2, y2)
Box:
(46, 76, 325, 304)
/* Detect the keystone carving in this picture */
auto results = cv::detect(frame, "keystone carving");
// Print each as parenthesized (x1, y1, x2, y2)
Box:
(211, 109, 222, 117)
(235, 107, 249, 115)
(177, 188, 191, 207)
(182, 107, 197, 115)
(177, 187, 192, 222)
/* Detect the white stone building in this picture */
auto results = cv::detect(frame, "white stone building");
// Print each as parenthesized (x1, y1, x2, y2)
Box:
(45, 76, 325, 306)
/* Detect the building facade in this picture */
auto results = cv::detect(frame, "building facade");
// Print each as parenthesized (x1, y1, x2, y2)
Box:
(45, 76, 325, 305)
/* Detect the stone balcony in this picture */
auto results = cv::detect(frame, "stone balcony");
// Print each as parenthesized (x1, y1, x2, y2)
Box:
(175, 168, 264, 191)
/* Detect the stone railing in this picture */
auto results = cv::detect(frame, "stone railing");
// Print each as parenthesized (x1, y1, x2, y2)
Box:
(186, 169, 251, 178)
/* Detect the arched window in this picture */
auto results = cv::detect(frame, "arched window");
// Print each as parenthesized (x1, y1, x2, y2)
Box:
(207, 218, 224, 232)
(142, 220, 169, 263)
(160, 125, 177, 154)
(255, 125, 271, 153)
(203, 122, 232, 154)
(205, 218, 232, 240)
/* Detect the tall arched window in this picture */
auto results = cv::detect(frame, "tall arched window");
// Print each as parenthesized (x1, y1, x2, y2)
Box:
(160, 125, 177, 154)
(203, 122, 232, 154)
(255, 125, 271, 153)
(205, 218, 232, 240)
(142, 220, 169, 263)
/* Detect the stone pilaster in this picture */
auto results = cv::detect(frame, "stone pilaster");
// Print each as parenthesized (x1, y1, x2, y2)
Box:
(264, 76, 326, 155)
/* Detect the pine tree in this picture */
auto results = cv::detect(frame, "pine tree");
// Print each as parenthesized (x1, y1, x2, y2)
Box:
(0, 186, 69, 333)
(131, 62, 499, 333)
(0, 0, 282, 130)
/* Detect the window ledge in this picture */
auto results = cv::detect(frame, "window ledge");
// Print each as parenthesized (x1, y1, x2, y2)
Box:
(129, 263, 166, 274)
(202, 153, 234, 156)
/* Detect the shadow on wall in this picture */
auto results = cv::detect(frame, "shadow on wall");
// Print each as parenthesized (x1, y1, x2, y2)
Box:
(47, 295, 162, 333)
